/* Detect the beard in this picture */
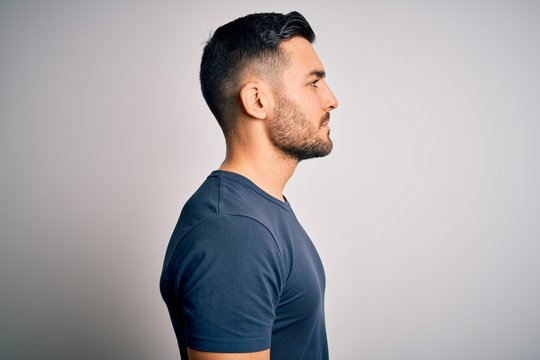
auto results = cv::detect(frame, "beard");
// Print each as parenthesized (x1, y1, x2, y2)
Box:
(269, 95, 333, 161)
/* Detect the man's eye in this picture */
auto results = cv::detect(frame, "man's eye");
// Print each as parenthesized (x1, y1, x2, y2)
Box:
(310, 80, 320, 87)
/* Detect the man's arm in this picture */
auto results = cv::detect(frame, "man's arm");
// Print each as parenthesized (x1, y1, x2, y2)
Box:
(169, 216, 284, 355)
(187, 348, 270, 360)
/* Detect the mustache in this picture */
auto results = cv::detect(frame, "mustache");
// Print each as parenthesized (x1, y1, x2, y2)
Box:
(320, 112, 330, 125)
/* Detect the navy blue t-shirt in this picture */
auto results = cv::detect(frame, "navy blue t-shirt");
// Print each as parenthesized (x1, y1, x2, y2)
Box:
(160, 170, 328, 359)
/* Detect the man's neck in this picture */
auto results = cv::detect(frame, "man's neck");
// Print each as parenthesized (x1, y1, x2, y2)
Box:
(219, 144, 298, 203)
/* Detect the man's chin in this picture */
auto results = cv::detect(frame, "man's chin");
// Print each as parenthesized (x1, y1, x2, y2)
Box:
(297, 142, 333, 161)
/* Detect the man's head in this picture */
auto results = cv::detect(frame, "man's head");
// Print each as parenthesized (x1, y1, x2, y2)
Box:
(200, 11, 338, 161)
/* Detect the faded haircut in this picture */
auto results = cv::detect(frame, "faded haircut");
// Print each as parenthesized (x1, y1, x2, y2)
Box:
(199, 11, 316, 134)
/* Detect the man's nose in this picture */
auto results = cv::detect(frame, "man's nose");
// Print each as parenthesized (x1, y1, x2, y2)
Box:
(323, 84, 339, 111)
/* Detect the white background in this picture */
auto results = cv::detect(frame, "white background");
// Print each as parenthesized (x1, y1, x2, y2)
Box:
(1, 1, 539, 359)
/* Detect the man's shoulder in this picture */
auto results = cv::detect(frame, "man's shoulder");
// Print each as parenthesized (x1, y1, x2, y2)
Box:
(168, 171, 299, 258)
(184, 213, 276, 246)
(182, 171, 288, 222)
(171, 172, 273, 240)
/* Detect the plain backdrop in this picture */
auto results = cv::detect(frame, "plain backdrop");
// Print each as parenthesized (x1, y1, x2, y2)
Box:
(1, 1, 539, 359)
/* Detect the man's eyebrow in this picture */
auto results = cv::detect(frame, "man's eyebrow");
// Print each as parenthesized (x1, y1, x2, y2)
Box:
(306, 70, 326, 79)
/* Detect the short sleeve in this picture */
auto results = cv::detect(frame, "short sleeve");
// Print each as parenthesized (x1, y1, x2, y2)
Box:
(175, 214, 285, 353)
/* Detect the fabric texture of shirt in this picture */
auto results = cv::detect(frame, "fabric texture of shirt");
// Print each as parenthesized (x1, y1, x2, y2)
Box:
(160, 170, 328, 359)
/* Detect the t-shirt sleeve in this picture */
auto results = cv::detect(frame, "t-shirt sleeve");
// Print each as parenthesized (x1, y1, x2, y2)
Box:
(174, 214, 285, 353)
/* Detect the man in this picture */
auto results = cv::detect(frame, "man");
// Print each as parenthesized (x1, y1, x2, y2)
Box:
(160, 11, 339, 360)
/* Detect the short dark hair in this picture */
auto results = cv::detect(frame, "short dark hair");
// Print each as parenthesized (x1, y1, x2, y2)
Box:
(199, 11, 316, 134)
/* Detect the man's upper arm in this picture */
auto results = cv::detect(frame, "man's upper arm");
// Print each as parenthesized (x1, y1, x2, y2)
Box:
(187, 348, 270, 360)
(175, 215, 285, 353)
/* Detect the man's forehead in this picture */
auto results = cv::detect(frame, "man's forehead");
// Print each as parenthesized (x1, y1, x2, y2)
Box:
(279, 37, 325, 73)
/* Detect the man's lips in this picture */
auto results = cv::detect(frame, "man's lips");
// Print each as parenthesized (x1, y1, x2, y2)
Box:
(320, 113, 330, 127)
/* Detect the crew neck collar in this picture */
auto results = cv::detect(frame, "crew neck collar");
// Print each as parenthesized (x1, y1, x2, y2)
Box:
(209, 170, 291, 210)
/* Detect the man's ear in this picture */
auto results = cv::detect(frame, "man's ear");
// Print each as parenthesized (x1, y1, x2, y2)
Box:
(239, 80, 272, 120)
